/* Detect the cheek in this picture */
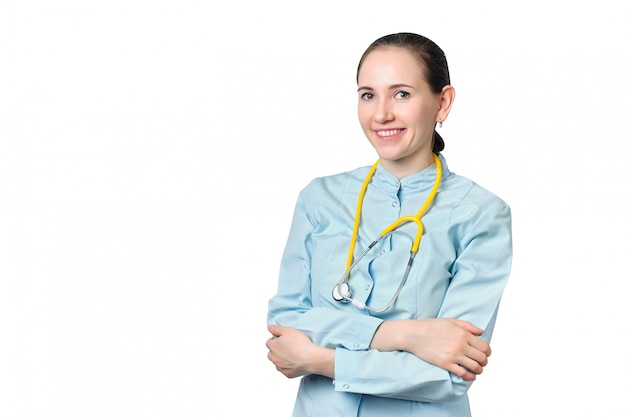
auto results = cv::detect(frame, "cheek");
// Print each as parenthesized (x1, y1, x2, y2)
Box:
(357, 105, 370, 129)
(403, 105, 436, 130)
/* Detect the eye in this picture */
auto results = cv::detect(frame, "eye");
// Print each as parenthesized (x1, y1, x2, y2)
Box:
(360, 92, 375, 101)
(394, 90, 410, 100)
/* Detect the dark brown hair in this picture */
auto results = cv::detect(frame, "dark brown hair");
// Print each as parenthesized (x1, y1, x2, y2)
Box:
(356, 33, 450, 154)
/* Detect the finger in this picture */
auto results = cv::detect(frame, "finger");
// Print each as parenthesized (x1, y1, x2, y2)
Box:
(458, 356, 484, 375)
(468, 337, 491, 358)
(465, 343, 489, 367)
(454, 320, 484, 336)
(460, 343, 489, 374)
(450, 363, 477, 381)
(267, 325, 283, 337)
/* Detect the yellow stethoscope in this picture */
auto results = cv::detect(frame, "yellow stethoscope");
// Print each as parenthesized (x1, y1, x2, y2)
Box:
(331, 153, 442, 313)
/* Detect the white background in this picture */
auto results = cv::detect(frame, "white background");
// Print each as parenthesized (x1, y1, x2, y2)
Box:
(1, 1, 625, 416)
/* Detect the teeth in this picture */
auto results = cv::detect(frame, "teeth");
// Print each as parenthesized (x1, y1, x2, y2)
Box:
(378, 129, 401, 137)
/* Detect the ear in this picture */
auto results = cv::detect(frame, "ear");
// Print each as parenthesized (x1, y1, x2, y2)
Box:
(435, 85, 455, 123)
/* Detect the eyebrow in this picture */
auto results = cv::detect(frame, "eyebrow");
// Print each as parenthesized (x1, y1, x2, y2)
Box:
(357, 83, 414, 92)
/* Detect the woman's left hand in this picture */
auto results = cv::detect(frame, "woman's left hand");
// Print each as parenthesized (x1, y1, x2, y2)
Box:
(266, 325, 335, 379)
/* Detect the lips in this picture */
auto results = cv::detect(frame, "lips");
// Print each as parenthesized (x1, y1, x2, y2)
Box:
(375, 128, 405, 139)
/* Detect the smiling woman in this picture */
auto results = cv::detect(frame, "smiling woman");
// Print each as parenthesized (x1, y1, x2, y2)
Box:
(265, 32, 512, 417)
(356, 44, 454, 178)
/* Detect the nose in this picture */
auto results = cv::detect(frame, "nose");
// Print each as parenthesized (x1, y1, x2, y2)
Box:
(374, 99, 394, 123)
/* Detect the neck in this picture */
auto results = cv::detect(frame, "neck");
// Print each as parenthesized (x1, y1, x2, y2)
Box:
(379, 153, 435, 179)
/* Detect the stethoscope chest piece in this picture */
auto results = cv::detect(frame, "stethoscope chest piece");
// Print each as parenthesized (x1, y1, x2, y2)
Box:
(332, 282, 352, 303)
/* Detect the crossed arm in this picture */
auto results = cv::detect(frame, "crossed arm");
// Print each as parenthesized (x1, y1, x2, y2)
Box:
(266, 317, 491, 381)
(266, 184, 511, 394)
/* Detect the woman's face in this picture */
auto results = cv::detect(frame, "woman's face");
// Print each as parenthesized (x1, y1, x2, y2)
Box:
(357, 47, 448, 177)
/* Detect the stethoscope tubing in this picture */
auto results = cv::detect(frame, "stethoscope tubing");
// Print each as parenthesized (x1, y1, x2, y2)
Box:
(332, 153, 442, 313)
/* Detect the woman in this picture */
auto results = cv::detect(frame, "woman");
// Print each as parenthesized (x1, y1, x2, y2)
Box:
(266, 32, 512, 416)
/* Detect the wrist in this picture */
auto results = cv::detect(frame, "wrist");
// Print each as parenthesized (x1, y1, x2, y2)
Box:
(308, 347, 335, 379)
(371, 320, 407, 352)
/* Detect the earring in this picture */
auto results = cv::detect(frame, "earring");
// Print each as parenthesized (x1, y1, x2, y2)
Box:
(437, 120, 443, 128)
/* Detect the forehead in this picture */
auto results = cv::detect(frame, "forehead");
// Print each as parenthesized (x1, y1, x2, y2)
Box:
(358, 46, 426, 85)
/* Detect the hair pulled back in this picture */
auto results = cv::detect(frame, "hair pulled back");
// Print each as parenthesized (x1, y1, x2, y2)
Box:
(356, 33, 450, 154)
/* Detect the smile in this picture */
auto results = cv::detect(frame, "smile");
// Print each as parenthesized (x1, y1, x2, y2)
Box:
(376, 129, 405, 138)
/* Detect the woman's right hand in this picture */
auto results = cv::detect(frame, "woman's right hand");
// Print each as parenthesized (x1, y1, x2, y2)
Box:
(370, 318, 491, 381)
